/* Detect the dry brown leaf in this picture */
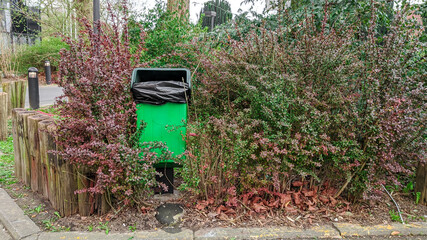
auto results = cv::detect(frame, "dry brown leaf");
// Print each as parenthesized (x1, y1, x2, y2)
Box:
(284, 205, 298, 213)
(293, 192, 302, 205)
(292, 181, 304, 187)
(268, 199, 280, 208)
(303, 190, 315, 197)
(279, 193, 292, 205)
(225, 208, 236, 215)
(308, 206, 317, 211)
(319, 196, 329, 204)
(216, 205, 228, 214)
(253, 203, 268, 213)
(329, 196, 337, 207)
(196, 201, 208, 210)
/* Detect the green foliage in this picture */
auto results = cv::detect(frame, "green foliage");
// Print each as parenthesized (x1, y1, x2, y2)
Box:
(403, 181, 414, 193)
(416, 192, 421, 205)
(0, 120, 16, 187)
(128, 224, 136, 232)
(41, 211, 68, 232)
(178, 2, 426, 201)
(199, 0, 232, 29)
(129, 1, 205, 66)
(15, 37, 68, 74)
(389, 210, 403, 223)
(97, 222, 110, 235)
(24, 204, 45, 215)
(415, 1, 427, 42)
(33, 204, 44, 213)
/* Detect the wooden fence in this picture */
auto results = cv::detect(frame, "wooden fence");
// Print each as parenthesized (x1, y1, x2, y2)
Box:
(12, 109, 109, 216)
(2, 80, 27, 117)
(0, 92, 7, 140)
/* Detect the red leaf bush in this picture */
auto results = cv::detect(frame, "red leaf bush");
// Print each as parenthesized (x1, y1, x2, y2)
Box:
(54, 5, 158, 201)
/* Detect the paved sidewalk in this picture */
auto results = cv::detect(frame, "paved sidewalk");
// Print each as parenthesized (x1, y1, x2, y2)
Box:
(0, 222, 12, 240)
(0, 188, 426, 240)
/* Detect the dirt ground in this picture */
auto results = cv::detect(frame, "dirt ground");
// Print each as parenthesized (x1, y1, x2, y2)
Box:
(4, 182, 427, 234)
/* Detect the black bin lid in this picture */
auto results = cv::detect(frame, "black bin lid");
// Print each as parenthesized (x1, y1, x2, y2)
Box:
(131, 68, 191, 89)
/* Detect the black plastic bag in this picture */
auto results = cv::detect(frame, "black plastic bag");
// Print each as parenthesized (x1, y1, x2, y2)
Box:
(131, 81, 190, 105)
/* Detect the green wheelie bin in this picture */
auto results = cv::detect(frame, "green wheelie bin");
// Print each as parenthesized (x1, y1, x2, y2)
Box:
(131, 68, 191, 193)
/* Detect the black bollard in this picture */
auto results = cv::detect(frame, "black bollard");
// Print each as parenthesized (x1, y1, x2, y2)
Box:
(28, 67, 40, 109)
(44, 60, 51, 85)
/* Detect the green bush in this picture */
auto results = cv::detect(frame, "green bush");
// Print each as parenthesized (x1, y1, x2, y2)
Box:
(15, 37, 68, 74)
(178, 3, 426, 203)
(129, 1, 205, 67)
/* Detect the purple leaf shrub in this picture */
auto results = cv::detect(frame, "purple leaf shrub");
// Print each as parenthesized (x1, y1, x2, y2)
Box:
(54, 4, 157, 201)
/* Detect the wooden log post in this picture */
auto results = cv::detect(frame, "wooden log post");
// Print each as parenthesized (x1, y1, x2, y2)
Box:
(47, 124, 63, 214)
(61, 155, 78, 216)
(77, 171, 110, 216)
(77, 168, 91, 216)
(28, 114, 49, 193)
(18, 111, 37, 185)
(49, 124, 78, 216)
(44, 123, 59, 209)
(415, 162, 427, 205)
(96, 190, 110, 215)
(2, 80, 27, 117)
(11, 108, 26, 180)
(39, 119, 54, 199)
(0, 93, 7, 141)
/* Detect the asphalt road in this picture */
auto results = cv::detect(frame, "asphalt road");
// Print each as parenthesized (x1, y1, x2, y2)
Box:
(25, 85, 63, 108)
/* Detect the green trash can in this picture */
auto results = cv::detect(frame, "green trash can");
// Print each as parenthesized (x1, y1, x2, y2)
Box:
(131, 68, 191, 193)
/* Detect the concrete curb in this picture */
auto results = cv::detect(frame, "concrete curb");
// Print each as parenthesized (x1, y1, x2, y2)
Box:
(0, 188, 426, 240)
(30, 229, 194, 240)
(194, 226, 341, 239)
(0, 188, 41, 239)
(333, 222, 427, 237)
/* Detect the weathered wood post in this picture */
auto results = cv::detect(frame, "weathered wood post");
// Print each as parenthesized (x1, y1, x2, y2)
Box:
(77, 168, 91, 216)
(0, 92, 7, 141)
(61, 154, 78, 216)
(415, 163, 427, 205)
(48, 123, 78, 216)
(39, 119, 54, 199)
(18, 111, 37, 185)
(12, 108, 26, 180)
(47, 124, 63, 213)
(28, 114, 49, 192)
(2, 80, 27, 117)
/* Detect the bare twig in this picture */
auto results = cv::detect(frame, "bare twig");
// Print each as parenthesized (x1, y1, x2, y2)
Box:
(381, 184, 404, 224)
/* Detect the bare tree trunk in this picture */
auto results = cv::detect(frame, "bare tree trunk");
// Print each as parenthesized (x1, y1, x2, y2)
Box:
(167, 0, 190, 20)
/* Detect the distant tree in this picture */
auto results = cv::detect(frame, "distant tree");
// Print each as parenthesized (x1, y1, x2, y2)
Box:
(199, 0, 232, 29)
(74, 0, 92, 22)
(167, 0, 189, 20)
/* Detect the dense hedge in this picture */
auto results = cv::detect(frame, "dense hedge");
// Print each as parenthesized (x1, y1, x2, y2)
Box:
(179, 4, 426, 202)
